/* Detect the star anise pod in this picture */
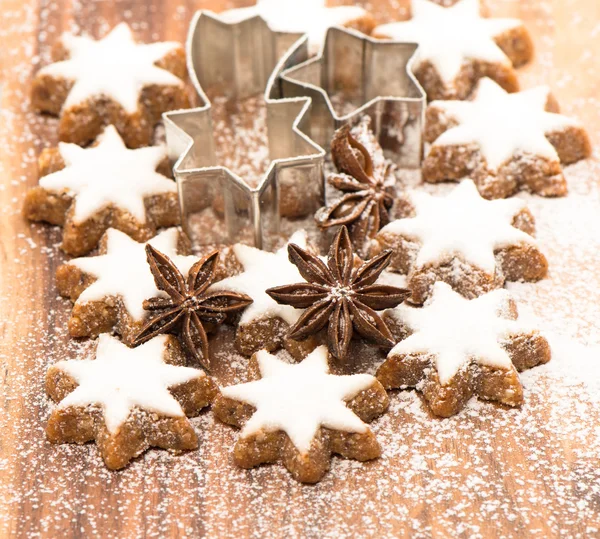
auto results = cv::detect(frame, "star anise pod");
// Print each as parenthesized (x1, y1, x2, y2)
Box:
(315, 123, 395, 256)
(133, 245, 253, 369)
(266, 226, 409, 360)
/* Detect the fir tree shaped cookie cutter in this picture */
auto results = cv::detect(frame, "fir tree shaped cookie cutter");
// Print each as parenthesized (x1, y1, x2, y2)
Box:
(164, 11, 323, 251)
(164, 11, 426, 250)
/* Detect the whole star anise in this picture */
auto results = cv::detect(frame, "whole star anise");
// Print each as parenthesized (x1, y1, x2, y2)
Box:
(133, 245, 253, 369)
(315, 122, 395, 256)
(266, 226, 409, 360)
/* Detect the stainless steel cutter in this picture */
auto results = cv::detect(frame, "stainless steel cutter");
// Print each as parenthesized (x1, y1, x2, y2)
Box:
(164, 12, 426, 251)
(280, 26, 426, 168)
(163, 11, 324, 251)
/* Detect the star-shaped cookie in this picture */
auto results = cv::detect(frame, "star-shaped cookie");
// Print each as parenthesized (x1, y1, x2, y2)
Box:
(213, 346, 389, 483)
(210, 231, 319, 358)
(374, 0, 533, 100)
(377, 282, 551, 417)
(46, 334, 217, 469)
(423, 78, 592, 198)
(369, 180, 548, 303)
(23, 125, 179, 255)
(219, 0, 375, 55)
(32, 22, 189, 147)
(56, 228, 198, 344)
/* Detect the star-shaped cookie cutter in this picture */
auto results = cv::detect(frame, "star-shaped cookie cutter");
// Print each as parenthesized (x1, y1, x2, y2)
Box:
(280, 27, 426, 168)
(164, 13, 426, 251)
(163, 11, 324, 251)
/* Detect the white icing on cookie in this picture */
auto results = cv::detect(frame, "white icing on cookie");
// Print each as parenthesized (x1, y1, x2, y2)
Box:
(39, 22, 183, 113)
(218, 0, 369, 54)
(68, 228, 198, 321)
(54, 334, 204, 433)
(209, 231, 308, 326)
(380, 180, 536, 273)
(388, 282, 527, 384)
(221, 346, 374, 453)
(375, 0, 520, 83)
(429, 78, 578, 169)
(39, 125, 176, 224)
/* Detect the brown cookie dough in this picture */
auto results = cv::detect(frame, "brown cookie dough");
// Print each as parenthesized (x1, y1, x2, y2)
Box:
(422, 78, 592, 198)
(46, 334, 218, 469)
(377, 283, 551, 417)
(213, 346, 389, 483)
(31, 23, 190, 148)
(368, 180, 547, 304)
(209, 231, 325, 358)
(56, 228, 188, 343)
(373, 0, 533, 101)
(23, 125, 180, 256)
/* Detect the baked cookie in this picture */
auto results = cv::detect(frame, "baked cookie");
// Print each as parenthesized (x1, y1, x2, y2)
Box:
(46, 334, 218, 469)
(373, 0, 533, 100)
(423, 78, 592, 198)
(23, 125, 179, 256)
(315, 117, 396, 258)
(56, 228, 198, 345)
(377, 282, 551, 417)
(213, 346, 389, 483)
(209, 231, 321, 359)
(32, 22, 189, 148)
(369, 180, 547, 304)
(219, 0, 376, 55)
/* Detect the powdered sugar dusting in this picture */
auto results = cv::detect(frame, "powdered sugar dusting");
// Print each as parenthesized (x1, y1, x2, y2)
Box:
(210, 94, 271, 187)
(2, 0, 600, 537)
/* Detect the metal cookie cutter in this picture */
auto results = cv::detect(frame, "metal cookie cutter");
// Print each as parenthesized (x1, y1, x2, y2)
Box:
(163, 11, 325, 251)
(280, 26, 426, 168)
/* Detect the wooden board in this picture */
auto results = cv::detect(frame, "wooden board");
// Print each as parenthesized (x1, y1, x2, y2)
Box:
(1, 1, 600, 537)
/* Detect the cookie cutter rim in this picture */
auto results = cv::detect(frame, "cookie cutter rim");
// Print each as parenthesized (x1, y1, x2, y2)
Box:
(279, 26, 427, 168)
(162, 10, 325, 251)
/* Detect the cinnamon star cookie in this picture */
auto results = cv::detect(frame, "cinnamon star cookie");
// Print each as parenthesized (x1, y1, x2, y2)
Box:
(377, 282, 551, 417)
(56, 228, 198, 345)
(213, 346, 389, 483)
(369, 180, 548, 304)
(23, 125, 179, 256)
(209, 231, 322, 359)
(46, 334, 217, 469)
(373, 0, 533, 100)
(32, 23, 189, 147)
(423, 78, 592, 198)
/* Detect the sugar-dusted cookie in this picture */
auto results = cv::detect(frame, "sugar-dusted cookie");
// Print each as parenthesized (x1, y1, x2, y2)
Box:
(46, 334, 218, 469)
(423, 78, 592, 198)
(23, 125, 179, 256)
(213, 346, 389, 483)
(56, 228, 199, 344)
(266, 226, 409, 360)
(219, 0, 376, 55)
(377, 282, 551, 417)
(31, 23, 189, 148)
(208, 231, 322, 359)
(315, 118, 396, 258)
(369, 180, 547, 304)
(373, 0, 532, 100)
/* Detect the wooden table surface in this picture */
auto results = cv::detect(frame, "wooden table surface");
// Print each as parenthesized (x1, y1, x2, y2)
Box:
(1, 1, 600, 538)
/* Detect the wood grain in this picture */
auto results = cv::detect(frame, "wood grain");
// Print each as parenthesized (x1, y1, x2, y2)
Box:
(1, 1, 600, 538)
